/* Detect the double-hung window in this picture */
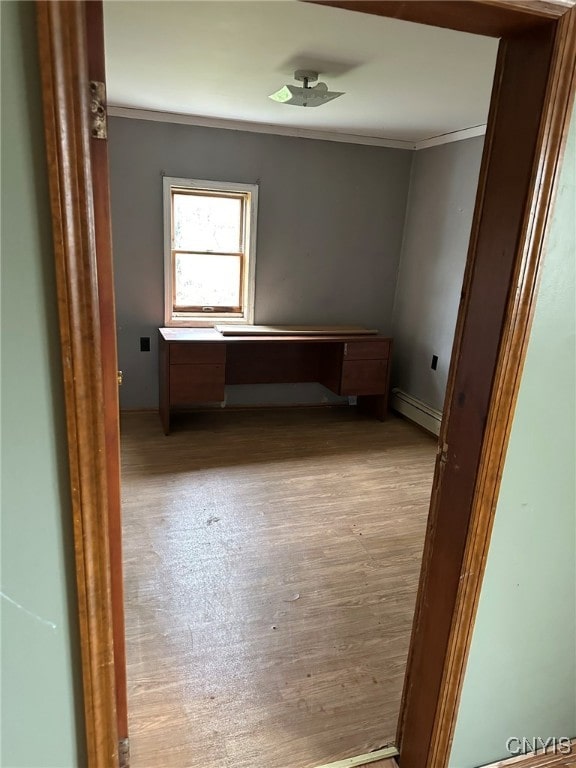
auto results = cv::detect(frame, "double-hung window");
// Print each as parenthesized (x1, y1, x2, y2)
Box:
(163, 177, 258, 325)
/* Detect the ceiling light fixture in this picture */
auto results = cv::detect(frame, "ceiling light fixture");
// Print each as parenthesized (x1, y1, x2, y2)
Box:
(269, 70, 344, 108)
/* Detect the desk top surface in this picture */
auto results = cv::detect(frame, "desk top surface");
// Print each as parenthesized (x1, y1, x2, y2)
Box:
(159, 328, 392, 344)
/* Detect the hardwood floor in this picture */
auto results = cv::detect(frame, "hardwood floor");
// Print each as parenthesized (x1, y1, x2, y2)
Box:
(366, 761, 397, 768)
(120, 408, 436, 768)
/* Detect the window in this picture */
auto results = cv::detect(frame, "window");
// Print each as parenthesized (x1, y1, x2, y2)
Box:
(163, 177, 258, 325)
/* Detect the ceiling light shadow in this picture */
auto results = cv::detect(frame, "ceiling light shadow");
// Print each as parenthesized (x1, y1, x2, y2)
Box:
(278, 54, 365, 79)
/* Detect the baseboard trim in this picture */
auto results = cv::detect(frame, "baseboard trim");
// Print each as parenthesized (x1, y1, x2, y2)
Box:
(119, 403, 351, 415)
(391, 388, 442, 436)
(120, 408, 158, 414)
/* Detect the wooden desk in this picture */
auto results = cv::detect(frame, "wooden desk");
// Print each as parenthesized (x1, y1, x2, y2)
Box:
(158, 328, 393, 434)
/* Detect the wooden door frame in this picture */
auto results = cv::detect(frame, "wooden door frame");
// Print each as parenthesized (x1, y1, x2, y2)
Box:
(35, 2, 576, 767)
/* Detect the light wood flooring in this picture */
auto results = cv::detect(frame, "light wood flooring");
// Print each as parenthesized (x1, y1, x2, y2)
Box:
(483, 741, 576, 768)
(121, 408, 436, 768)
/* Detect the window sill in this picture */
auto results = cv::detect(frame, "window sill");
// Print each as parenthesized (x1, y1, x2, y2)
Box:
(165, 316, 253, 329)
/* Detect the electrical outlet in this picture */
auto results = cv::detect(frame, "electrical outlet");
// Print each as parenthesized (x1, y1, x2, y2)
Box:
(431, 354, 438, 370)
(140, 337, 151, 352)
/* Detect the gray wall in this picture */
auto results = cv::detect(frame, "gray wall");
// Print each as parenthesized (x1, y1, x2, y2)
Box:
(1, 3, 84, 765)
(391, 137, 484, 411)
(108, 116, 412, 409)
(450, 109, 576, 767)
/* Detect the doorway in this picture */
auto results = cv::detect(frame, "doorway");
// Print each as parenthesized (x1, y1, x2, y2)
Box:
(105, 4, 493, 765)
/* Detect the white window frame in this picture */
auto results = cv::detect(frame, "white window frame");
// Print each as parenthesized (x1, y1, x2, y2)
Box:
(163, 176, 258, 326)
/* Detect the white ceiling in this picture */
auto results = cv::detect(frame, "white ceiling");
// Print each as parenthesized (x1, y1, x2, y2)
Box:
(103, 1, 498, 144)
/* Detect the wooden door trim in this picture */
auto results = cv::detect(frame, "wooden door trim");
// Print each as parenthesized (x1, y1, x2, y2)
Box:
(426, 10, 576, 767)
(313, 0, 575, 36)
(84, 0, 129, 741)
(36, 3, 118, 766)
(35, 2, 576, 768)
(479, 0, 576, 20)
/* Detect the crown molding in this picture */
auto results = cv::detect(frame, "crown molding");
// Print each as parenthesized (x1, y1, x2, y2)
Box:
(107, 105, 414, 150)
(413, 123, 486, 150)
(108, 105, 486, 151)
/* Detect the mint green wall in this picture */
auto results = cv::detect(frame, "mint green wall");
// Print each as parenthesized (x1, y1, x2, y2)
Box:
(449, 108, 576, 767)
(1, 3, 84, 766)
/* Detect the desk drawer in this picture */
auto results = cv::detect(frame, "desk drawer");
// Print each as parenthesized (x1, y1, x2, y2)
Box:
(169, 364, 225, 403)
(344, 340, 390, 361)
(170, 343, 225, 366)
(340, 359, 388, 396)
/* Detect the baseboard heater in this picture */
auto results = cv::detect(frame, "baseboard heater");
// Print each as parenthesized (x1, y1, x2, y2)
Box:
(391, 388, 442, 436)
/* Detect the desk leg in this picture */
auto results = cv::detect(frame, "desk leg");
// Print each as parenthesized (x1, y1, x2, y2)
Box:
(357, 394, 387, 421)
(159, 336, 171, 435)
(159, 396, 171, 435)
